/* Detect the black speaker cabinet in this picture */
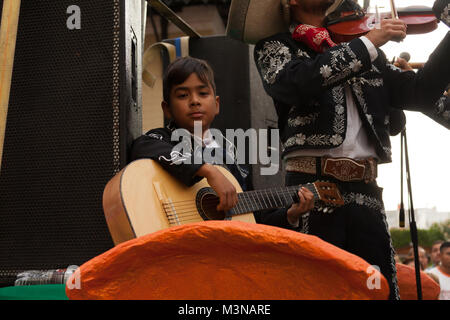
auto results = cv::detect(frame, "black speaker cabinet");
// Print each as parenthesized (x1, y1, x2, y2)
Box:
(0, 0, 142, 286)
(161, 36, 285, 191)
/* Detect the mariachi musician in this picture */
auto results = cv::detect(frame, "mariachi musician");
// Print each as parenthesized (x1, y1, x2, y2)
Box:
(252, 0, 450, 300)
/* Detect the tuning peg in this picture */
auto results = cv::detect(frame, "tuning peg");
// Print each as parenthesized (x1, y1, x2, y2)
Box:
(318, 206, 323, 212)
(328, 208, 334, 213)
(323, 207, 329, 213)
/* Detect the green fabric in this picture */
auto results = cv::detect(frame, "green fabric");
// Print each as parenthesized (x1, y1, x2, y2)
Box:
(0, 284, 68, 300)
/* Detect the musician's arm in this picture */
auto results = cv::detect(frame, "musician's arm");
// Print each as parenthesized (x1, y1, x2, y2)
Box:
(254, 188, 314, 230)
(423, 92, 450, 129)
(254, 35, 374, 107)
(386, 31, 450, 112)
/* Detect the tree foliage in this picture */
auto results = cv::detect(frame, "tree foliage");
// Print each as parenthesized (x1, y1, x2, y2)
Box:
(390, 219, 449, 249)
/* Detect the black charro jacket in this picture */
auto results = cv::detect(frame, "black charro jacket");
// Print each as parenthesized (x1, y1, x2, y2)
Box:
(254, 30, 450, 163)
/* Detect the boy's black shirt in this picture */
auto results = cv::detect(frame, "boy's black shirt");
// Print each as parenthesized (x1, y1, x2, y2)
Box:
(129, 124, 299, 230)
(130, 126, 205, 187)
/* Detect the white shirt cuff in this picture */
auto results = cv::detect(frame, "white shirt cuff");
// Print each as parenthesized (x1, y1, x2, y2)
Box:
(360, 36, 378, 62)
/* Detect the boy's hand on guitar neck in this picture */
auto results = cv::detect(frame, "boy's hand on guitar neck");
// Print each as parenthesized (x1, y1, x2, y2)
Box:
(197, 164, 315, 218)
(286, 187, 315, 226)
(196, 164, 238, 211)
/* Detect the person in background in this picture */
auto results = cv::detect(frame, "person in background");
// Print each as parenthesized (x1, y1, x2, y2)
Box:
(403, 246, 428, 271)
(427, 241, 450, 300)
(426, 240, 444, 271)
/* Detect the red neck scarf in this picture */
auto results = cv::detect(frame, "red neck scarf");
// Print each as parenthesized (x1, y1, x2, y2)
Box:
(292, 24, 336, 52)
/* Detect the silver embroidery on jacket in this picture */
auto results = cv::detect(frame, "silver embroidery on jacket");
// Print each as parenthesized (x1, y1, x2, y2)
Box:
(297, 49, 310, 59)
(348, 77, 383, 87)
(288, 113, 319, 127)
(440, 4, 450, 25)
(307, 134, 332, 145)
(322, 44, 361, 86)
(435, 95, 450, 121)
(379, 207, 401, 300)
(284, 86, 345, 148)
(256, 41, 292, 85)
(350, 80, 392, 159)
(159, 151, 192, 165)
(300, 212, 310, 234)
(332, 86, 345, 134)
(343, 192, 384, 210)
(146, 133, 163, 140)
(383, 146, 392, 158)
(320, 65, 333, 79)
(352, 82, 381, 139)
(387, 63, 402, 72)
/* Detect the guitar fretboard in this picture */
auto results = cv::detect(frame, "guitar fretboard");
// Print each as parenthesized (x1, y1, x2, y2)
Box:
(230, 184, 318, 215)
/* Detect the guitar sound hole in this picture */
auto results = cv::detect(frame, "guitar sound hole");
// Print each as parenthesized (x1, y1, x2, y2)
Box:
(196, 188, 226, 221)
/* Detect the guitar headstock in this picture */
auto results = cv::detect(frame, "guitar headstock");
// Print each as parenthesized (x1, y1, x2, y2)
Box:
(312, 181, 344, 208)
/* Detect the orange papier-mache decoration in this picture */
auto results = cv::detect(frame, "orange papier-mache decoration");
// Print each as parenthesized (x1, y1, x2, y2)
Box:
(66, 221, 390, 300)
(395, 263, 440, 300)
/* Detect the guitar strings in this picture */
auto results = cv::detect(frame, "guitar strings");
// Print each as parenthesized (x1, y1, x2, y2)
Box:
(159, 183, 331, 207)
(159, 187, 306, 206)
(160, 187, 320, 210)
(160, 187, 327, 210)
(159, 186, 338, 224)
(161, 193, 300, 220)
(160, 196, 294, 211)
(161, 191, 297, 211)
(163, 198, 289, 222)
(163, 201, 287, 225)
(163, 205, 337, 224)
(161, 188, 311, 207)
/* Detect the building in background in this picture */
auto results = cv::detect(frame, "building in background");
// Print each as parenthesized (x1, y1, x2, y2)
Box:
(386, 208, 450, 230)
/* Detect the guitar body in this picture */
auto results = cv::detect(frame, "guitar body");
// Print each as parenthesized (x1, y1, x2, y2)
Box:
(103, 159, 255, 245)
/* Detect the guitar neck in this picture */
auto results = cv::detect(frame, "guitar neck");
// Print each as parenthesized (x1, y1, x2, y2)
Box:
(230, 184, 319, 215)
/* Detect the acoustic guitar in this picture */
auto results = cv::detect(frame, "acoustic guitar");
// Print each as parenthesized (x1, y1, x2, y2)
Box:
(103, 159, 344, 245)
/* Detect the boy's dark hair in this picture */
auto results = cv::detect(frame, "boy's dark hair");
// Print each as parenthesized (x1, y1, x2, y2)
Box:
(440, 241, 450, 252)
(162, 56, 216, 103)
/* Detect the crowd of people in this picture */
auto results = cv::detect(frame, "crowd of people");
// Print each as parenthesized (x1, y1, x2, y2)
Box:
(397, 240, 450, 300)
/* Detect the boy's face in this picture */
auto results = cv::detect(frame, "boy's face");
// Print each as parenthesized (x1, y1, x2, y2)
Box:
(162, 73, 219, 134)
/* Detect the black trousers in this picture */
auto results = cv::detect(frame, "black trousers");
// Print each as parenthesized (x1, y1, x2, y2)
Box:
(285, 171, 400, 300)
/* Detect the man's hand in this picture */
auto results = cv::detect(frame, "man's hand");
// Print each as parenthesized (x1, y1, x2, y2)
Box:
(286, 187, 315, 226)
(394, 57, 413, 71)
(196, 164, 238, 211)
(365, 18, 407, 48)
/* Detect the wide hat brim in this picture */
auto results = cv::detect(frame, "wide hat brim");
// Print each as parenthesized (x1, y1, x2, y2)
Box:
(226, 0, 288, 44)
(226, 0, 345, 44)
